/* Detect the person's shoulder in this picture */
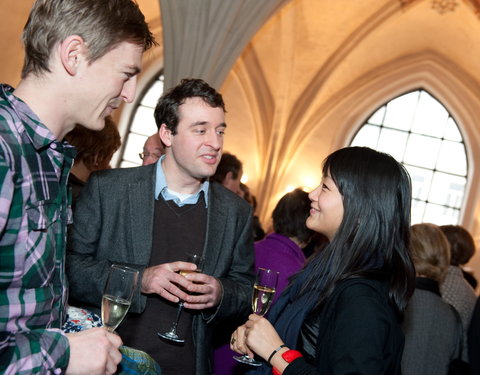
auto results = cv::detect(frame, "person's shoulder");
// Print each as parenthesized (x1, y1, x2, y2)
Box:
(209, 181, 251, 209)
(0, 86, 21, 125)
(255, 234, 297, 253)
(442, 267, 477, 298)
(323, 278, 398, 327)
(334, 278, 389, 302)
(414, 288, 457, 312)
(0, 109, 25, 165)
(0, 103, 17, 123)
(90, 164, 155, 181)
(412, 289, 463, 329)
(0, 104, 20, 144)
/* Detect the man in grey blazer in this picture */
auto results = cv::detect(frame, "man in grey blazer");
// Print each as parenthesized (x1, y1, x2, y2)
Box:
(67, 79, 255, 374)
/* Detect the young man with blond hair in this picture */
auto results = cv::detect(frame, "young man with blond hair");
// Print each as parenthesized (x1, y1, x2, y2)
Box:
(0, 0, 154, 373)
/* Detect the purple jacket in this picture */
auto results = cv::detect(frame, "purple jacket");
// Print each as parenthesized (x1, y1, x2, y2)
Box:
(254, 233, 306, 305)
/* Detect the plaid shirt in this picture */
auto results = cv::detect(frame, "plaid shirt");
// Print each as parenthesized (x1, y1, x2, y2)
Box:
(0, 84, 75, 374)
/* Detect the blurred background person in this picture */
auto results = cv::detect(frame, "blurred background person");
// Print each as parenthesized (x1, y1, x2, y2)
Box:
(212, 153, 267, 242)
(255, 188, 313, 303)
(140, 132, 164, 165)
(211, 152, 243, 195)
(238, 182, 250, 201)
(212, 151, 267, 243)
(402, 223, 464, 375)
(301, 232, 329, 260)
(441, 225, 477, 290)
(239, 182, 265, 242)
(440, 224, 477, 362)
(65, 116, 121, 207)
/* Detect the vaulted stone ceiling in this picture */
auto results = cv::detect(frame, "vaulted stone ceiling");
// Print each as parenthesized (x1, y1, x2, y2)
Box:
(216, 0, 480, 229)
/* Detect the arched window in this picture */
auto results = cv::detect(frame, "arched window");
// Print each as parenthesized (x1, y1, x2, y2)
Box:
(351, 89, 468, 225)
(118, 73, 164, 168)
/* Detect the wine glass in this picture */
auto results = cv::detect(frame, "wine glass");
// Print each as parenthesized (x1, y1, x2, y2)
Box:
(158, 253, 204, 343)
(101, 264, 139, 332)
(233, 267, 279, 366)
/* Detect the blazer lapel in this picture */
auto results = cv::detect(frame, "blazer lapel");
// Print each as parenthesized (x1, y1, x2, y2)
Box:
(128, 165, 156, 265)
(202, 186, 227, 275)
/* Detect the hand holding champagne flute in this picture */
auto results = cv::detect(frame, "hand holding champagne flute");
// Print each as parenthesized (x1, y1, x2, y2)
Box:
(233, 267, 279, 366)
(158, 253, 204, 343)
(179, 253, 203, 276)
(102, 264, 139, 332)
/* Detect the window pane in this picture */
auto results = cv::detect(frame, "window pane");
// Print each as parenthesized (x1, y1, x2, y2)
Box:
(411, 199, 426, 225)
(423, 203, 460, 225)
(428, 172, 466, 209)
(118, 71, 164, 168)
(436, 140, 467, 176)
(120, 161, 139, 168)
(404, 165, 433, 201)
(350, 125, 379, 149)
(383, 92, 418, 131)
(411, 91, 448, 138)
(377, 128, 408, 161)
(444, 117, 462, 142)
(122, 133, 147, 164)
(404, 134, 441, 169)
(130, 106, 157, 136)
(141, 79, 164, 108)
(350, 89, 468, 227)
(367, 106, 385, 125)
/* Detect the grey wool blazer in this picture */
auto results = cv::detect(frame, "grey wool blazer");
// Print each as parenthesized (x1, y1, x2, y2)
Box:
(401, 284, 463, 375)
(66, 163, 255, 374)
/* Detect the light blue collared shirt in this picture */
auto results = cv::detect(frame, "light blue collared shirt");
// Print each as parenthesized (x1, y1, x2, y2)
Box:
(154, 155, 210, 207)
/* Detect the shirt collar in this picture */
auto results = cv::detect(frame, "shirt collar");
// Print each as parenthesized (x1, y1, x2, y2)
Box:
(154, 154, 209, 207)
(1, 84, 59, 151)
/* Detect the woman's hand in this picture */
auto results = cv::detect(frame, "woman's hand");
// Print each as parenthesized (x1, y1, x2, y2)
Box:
(231, 314, 285, 361)
(230, 321, 255, 359)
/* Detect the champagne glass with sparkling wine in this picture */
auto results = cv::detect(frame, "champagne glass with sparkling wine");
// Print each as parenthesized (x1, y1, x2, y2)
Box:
(233, 267, 279, 366)
(158, 253, 204, 343)
(101, 264, 139, 332)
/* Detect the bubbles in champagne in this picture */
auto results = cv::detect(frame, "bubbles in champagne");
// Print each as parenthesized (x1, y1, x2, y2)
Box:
(102, 294, 131, 331)
(252, 285, 275, 316)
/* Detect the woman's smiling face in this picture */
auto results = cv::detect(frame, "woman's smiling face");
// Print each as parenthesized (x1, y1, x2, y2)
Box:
(306, 173, 344, 241)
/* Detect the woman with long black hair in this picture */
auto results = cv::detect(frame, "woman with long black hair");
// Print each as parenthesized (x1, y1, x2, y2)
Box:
(230, 146, 416, 375)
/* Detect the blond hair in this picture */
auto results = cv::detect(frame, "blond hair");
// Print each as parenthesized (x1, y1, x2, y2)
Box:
(410, 223, 451, 282)
(21, 0, 155, 78)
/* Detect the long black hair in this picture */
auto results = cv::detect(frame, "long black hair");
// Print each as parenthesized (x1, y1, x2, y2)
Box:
(296, 147, 415, 316)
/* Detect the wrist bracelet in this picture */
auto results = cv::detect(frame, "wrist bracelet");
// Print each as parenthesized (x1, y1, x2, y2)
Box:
(272, 350, 303, 375)
(267, 344, 287, 364)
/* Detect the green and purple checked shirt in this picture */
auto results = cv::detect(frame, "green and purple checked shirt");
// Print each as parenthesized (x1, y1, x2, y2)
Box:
(0, 84, 75, 374)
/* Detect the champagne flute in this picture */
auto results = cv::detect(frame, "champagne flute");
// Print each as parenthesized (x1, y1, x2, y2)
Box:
(101, 264, 139, 332)
(233, 267, 279, 366)
(158, 253, 204, 343)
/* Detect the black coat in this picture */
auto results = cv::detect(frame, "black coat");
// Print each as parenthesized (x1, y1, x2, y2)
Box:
(468, 297, 480, 374)
(285, 279, 404, 375)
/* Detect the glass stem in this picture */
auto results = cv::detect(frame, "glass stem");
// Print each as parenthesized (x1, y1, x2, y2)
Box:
(170, 300, 184, 333)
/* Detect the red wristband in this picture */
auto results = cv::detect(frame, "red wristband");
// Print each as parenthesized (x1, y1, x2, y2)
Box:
(272, 349, 303, 375)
